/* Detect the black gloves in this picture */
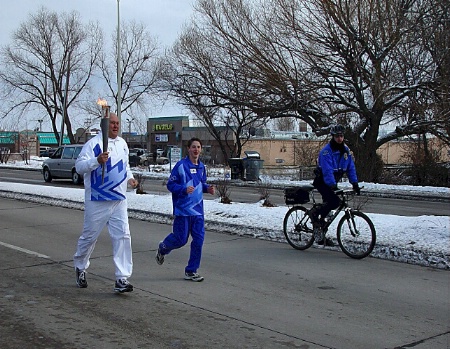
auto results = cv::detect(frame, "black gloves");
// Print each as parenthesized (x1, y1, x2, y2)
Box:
(352, 182, 361, 195)
(329, 184, 338, 191)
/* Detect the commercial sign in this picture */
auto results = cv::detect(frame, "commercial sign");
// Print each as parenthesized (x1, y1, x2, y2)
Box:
(169, 147, 181, 163)
(155, 134, 168, 142)
(153, 124, 174, 131)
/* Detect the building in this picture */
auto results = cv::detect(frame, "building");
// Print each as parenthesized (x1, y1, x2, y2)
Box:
(147, 116, 235, 164)
(241, 135, 450, 167)
(0, 131, 70, 158)
(147, 116, 189, 154)
(145, 118, 450, 167)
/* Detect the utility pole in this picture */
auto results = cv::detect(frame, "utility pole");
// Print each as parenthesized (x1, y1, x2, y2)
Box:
(60, 53, 71, 146)
(126, 118, 133, 145)
(117, 0, 122, 136)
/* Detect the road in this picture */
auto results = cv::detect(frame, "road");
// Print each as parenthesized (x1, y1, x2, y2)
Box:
(0, 198, 449, 349)
(0, 167, 448, 216)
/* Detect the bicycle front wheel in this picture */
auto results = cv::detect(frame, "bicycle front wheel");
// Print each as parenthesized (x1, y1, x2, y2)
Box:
(283, 206, 315, 250)
(337, 210, 376, 259)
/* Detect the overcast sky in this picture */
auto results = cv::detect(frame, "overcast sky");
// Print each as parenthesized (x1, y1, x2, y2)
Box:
(0, 0, 195, 49)
(0, 1, 196, 130)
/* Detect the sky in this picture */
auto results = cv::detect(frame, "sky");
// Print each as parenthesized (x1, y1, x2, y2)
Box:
(0, 0, 196, 129)
(1, 157, 449, 270)
(0, 0, 195, 49)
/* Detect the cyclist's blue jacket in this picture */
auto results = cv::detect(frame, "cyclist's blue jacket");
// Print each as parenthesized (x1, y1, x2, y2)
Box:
(167, 156, 210, 216)
(317, 142, 358, 187)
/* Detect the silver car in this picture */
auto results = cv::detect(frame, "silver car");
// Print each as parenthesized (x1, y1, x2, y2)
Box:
(42, 145, 84, 184)
(139, 152, 169, 165)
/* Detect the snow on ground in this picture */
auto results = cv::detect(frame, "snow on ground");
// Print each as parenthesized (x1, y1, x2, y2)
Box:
(1, 157, 449, 269)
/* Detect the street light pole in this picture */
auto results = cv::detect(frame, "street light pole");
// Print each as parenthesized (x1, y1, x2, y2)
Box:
(60, 53, 71, 146)
(117, 0, 122, 136)
(127, 118, 132, 135)
(126, 118, 133, 145)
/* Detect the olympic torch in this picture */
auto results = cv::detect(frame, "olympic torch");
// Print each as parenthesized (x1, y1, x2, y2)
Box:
(97, 98, 109, 184)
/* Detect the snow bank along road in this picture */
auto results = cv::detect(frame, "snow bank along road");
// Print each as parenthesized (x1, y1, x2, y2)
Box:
(0, 184, 448, 270)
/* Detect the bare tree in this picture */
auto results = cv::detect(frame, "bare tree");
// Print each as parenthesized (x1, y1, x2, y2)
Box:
(423, 0, 450, 143)
(178, 0, 447, 181)
(97, 20, 165, 127)
(274, 117, 296, 131)
(293, 140, 327, 167)
(215, 178, 232, 204)
(267, 0, 449, 180)
(165, 15, 268, 161)
(0, 7, 102, 143)
(256, 178, 276, 207)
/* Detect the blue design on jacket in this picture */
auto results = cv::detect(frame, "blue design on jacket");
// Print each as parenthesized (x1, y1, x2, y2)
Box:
(167, 156, 209, 216)
(318, 143, 358, 186)
(75, 133, 133, 202)
(90, 143, 128, 201)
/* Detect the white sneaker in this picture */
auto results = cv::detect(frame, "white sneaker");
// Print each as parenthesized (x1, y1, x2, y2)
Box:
(114, 278, 133, 293)
(184, 272, 204, 282)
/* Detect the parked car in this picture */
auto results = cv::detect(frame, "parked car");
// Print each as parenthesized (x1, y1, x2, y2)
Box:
(129, 152, 141, 167)
(41, 145, 84, 184)
(139, 152, 153, 166)
(132, 148, 145, 156)
(139, 152, 169, 166)
(40, 146, 50, 153)
(155, 156, 170, 165)
(40, 148, 57, 157)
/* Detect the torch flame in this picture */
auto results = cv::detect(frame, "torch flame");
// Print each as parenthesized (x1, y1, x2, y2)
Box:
(97, 98, 108, 107)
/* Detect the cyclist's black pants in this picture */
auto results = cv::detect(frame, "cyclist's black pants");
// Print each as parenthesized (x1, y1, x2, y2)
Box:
(313, 181, 341, 219)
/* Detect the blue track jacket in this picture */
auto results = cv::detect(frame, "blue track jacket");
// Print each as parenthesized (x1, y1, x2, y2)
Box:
(167, 156, 210, 216)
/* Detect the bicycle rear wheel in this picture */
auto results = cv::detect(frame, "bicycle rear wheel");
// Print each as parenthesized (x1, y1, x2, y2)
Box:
(337, 210, 376, 259)
(283, 206, 315, 250)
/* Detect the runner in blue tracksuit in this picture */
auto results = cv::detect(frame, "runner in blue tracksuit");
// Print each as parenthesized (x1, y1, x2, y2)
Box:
(155, 137, 215, 282)
(312, 125, 360, 242)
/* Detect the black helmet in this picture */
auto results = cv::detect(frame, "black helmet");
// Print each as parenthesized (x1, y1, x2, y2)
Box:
(330, 124, 345, 135)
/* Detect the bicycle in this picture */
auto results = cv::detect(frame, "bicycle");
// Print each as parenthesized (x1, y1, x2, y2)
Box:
(283, 184, 376, 259)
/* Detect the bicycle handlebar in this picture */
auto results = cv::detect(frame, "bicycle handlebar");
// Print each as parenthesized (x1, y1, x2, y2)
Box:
(335, 185, 364, 195)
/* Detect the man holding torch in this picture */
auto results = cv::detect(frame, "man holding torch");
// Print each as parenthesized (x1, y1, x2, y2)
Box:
(73, 103, 138, 293)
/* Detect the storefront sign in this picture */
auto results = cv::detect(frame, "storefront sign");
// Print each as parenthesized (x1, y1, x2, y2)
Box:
(153, 124, 174, 131)
(155, 134, 168, 142)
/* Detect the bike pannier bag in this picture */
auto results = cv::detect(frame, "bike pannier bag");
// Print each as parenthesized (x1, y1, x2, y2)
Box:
(284, 187, 310, 205)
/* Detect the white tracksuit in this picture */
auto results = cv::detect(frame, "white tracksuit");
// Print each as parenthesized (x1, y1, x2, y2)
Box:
(73, 133, 134, 279)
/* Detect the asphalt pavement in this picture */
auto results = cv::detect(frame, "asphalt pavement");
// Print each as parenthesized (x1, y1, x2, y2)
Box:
(0, 197, 449, 349)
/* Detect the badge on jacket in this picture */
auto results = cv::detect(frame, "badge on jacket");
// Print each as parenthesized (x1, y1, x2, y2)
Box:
(190, 168, 197, 174)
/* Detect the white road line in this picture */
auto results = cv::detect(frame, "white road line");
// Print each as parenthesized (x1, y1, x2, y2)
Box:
(0, 241, 50, 259)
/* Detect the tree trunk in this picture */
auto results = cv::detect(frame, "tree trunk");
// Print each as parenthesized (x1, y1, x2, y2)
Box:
(351, 144, 383, 183)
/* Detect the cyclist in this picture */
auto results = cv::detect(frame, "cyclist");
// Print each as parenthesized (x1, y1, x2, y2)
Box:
(311, 124, 360, 244)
